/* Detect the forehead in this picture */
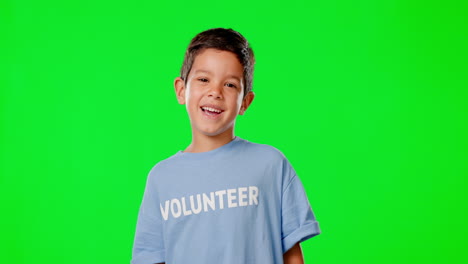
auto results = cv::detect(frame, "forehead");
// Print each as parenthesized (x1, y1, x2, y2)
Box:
(191, 48, 244, 78)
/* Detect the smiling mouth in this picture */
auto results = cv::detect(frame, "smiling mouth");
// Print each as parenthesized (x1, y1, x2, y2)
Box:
(200, 106, 224, 117)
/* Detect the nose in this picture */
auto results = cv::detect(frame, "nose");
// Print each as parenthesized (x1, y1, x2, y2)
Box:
(207, 82, 223, 99)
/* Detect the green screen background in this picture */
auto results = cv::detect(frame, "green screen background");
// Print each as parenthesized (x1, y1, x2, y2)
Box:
(1, 0, 466, 263)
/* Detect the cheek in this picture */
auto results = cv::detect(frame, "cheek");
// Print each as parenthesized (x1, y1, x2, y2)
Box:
(186, 88, 204, 108)
(236, 95, 245, 108)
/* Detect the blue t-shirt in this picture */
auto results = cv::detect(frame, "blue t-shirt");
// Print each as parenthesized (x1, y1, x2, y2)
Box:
(131, 136, 320, 264)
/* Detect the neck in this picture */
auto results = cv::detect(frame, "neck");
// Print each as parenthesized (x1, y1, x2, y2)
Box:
(184, 129, 235, 153)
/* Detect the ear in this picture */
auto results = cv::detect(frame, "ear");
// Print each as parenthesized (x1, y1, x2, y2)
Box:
(239, 91, 255, 115)
(174, 77, 186, 105)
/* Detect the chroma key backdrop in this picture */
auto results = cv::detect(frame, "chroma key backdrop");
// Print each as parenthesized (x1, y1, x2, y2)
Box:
(1, 0, 466, 263)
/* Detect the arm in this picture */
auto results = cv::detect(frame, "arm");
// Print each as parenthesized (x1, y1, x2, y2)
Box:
(283, 242, 305, 264)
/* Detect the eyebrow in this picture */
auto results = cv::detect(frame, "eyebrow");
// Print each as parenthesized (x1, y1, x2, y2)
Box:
(193, 70, 242, 82)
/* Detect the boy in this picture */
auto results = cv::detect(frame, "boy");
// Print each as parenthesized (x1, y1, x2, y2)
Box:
(131, 28, 321, 264)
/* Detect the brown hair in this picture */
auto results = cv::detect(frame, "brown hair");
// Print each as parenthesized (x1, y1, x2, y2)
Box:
(180, 28, 255, 98)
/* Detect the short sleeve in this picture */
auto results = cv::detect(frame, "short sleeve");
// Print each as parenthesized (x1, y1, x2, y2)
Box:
(131, 171, 165, 264)
(281, 162, 321, 253)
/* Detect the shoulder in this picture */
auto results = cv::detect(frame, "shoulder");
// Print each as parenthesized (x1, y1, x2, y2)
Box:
(238, 137, 288, 163)
(146, 153, 181, 179)
(239, 138, 297, 188)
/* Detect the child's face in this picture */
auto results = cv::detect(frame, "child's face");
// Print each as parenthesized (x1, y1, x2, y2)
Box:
(175, 48, 254, 138)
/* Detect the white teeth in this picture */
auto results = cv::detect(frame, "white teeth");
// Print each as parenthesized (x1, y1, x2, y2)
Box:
(202, 107, 222, 113)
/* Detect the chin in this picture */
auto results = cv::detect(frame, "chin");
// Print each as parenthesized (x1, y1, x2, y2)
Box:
(201, 130, 224, 137)
(198, 126, 231, 137)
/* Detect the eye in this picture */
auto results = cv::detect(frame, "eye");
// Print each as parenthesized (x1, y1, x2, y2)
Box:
(225, 83, 237, 88)
(198, 78, 208, 82)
